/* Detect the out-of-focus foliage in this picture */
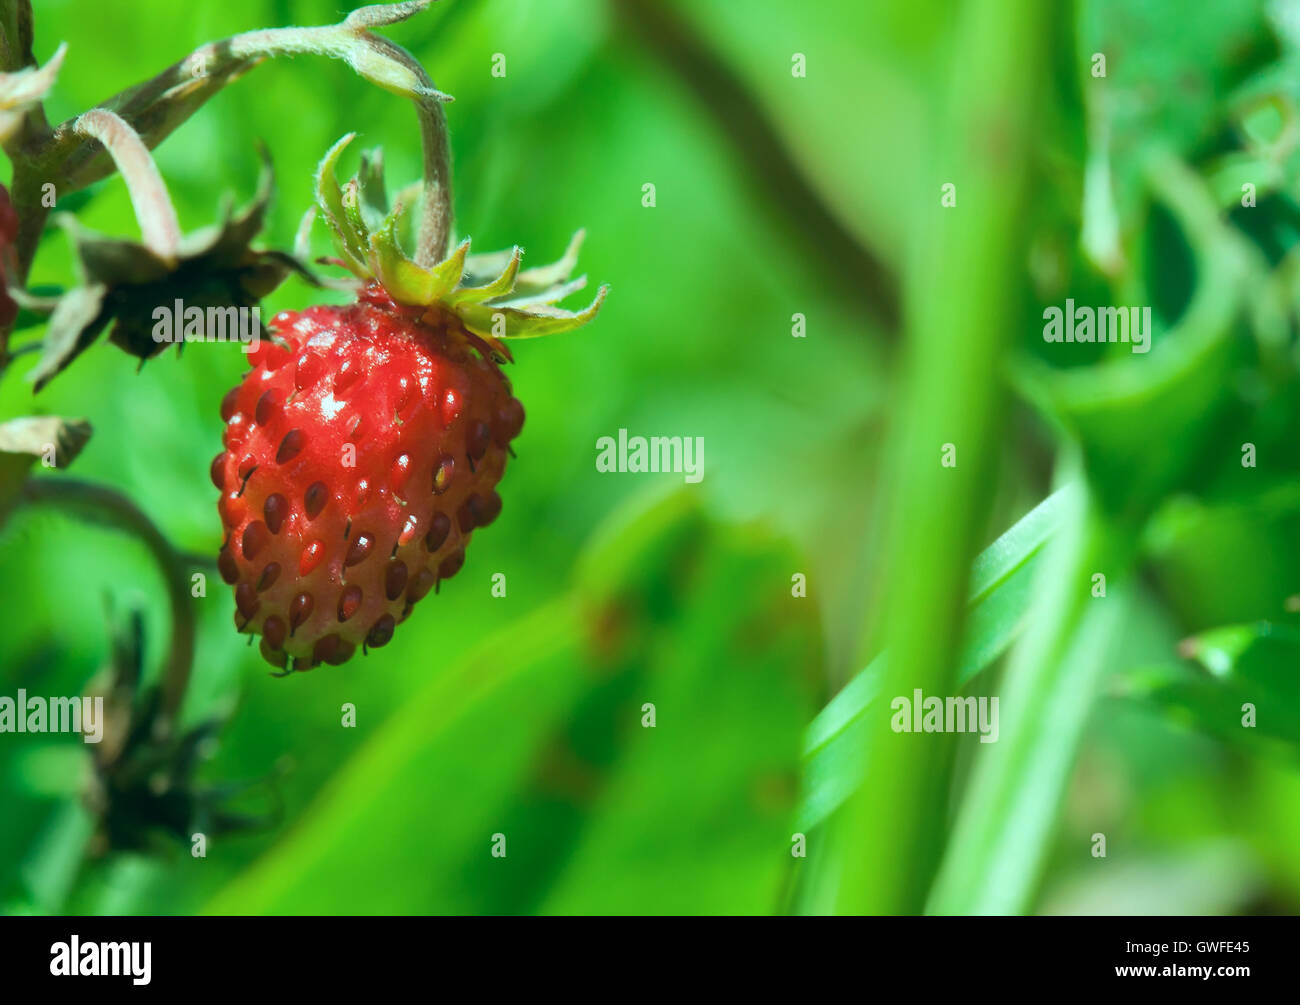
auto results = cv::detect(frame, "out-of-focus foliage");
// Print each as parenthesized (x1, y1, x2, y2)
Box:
(1, 0, 1299, 915)
(0, 0, 842, 915)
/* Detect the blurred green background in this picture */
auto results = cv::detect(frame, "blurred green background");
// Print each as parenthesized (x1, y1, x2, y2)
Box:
(1, 0, 1299, 915)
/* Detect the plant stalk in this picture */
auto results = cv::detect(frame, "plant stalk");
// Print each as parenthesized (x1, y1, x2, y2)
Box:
(831, 0, 1050, 914)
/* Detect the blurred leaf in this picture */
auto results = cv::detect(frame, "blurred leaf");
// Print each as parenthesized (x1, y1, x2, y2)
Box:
(927, 487, 1136, 916)
(1019, 152, 1254, 522)
(540, 526, 817, 914)
(205, 491, 819, 914)
(15, 800, 95, 914)
(1123, 621, 1300, 757)
(798, 488, 1068, 831)
(1080, 0, 1277, 225)
(205, 596, 589, 914)
(1039, 840, 1266, 916)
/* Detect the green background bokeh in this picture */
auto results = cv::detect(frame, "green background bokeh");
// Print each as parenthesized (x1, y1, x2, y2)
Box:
(1, 0, 1298, 915)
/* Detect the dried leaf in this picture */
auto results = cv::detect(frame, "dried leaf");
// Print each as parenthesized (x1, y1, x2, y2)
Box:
(0, 414, 93, 520)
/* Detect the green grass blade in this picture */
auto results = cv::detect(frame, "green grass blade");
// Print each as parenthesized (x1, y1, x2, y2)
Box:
(798, 488, 1069, 831)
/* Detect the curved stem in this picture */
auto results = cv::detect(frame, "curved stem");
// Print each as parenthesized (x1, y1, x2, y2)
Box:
(416, 71, 452, 265)
(2, 3, 449, 357)
(72, 109, 181, 258)
(18, 477, 196, 737)
(36, 4, 452, 255)
(363, 32, 452, 265)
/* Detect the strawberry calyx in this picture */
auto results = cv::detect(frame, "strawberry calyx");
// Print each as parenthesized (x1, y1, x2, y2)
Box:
(310, 133, 607, 347)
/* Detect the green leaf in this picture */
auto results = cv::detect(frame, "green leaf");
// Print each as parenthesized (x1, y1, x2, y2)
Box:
(797, 488, 1069, 831)
(1122, 621, 1300, 757)
(204, 489, 818, 914)
(1019, 152, 1254, 521)
(204, 597, 590, 914)
(1080, 0, 1276, 226)
(540, 530, 816, 914)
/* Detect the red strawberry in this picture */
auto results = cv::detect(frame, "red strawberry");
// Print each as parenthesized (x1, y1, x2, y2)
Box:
(214, 289, 521, 670)
(216, 136, 605, 671)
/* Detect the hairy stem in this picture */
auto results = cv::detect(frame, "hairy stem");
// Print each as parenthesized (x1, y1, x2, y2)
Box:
(0, 0, 33, 72)
(4, 1, 449, 292)
(72, 109, 181, 258)
(365, 32, 452, 266)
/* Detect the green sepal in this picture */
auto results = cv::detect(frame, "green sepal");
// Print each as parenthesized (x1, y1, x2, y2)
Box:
(367, 208, 469, 304)
(511, 229, 586, 297)
(446, 247, 520, 305)
(356, 148, 391, 234)
(493, 275, 588, 309)
(457, 284, 608, 340)
(311, 136, 607, 342)
(314, 133, 369, 273)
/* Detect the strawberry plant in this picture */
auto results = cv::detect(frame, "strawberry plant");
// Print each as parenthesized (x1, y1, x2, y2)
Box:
(0, 0, 604, 858)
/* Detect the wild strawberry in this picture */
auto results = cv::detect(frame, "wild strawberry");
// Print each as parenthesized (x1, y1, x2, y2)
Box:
(215, 136, 605, 671)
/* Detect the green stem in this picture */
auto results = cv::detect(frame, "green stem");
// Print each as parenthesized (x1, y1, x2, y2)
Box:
(5, 1, 449, 287)
(0, 0, 33, 72)
(0, 1, 449, 365)
(210, 11, 452, 263)
(831, 0, 1051, 914)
